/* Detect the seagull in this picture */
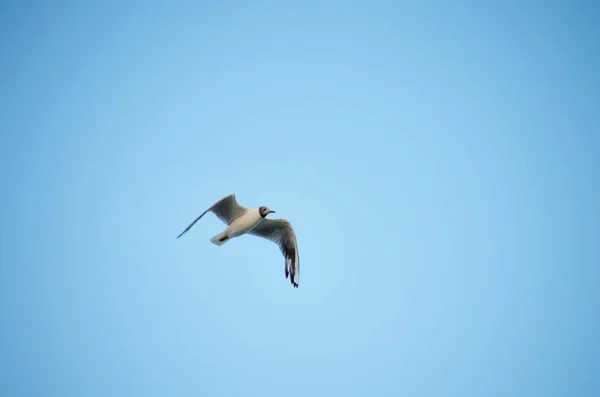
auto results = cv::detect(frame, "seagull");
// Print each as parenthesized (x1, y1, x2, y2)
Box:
(177, 193, 300, 287)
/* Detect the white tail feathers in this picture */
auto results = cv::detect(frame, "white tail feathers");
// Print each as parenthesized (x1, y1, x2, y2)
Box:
(210, 232, 230, 246)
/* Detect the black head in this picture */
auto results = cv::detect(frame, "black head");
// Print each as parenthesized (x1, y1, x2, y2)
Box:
(259, 206, 275, 218)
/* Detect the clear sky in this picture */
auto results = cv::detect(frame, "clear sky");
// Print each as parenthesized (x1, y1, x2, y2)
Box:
(1, 1, 599, 396)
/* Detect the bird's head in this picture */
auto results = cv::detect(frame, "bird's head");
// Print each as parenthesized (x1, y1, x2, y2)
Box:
(259, 206, 275, 218)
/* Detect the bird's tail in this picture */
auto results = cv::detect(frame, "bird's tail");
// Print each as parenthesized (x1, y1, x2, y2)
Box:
(210, 231, 230, 246)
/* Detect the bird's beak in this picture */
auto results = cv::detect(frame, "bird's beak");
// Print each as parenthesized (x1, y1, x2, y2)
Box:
(269, 210, 276, 214)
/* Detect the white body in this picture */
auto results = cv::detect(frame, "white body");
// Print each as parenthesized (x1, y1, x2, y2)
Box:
(226, 208, 264, 237)
(210, 208, 264, 245)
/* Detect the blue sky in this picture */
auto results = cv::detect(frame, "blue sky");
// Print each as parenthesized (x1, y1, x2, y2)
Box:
(1, 1, 599, 396)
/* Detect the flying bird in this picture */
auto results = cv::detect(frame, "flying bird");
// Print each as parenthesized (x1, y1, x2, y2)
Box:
(177, 193, 300, 287)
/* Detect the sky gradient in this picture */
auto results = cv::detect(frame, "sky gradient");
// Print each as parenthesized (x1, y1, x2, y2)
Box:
(1, 1, 599, 396)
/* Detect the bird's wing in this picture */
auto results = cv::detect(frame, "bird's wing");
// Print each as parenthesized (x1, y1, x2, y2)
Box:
(249, 218, 299, 288)
(177, 194, 247, 238)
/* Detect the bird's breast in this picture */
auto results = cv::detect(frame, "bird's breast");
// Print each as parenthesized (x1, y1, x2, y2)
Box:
(227, 210, 263, 237)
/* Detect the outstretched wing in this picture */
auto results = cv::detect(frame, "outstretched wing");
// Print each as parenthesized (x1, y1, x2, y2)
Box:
(249, 218, 299, 288)
(177, 194, 247, 238)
